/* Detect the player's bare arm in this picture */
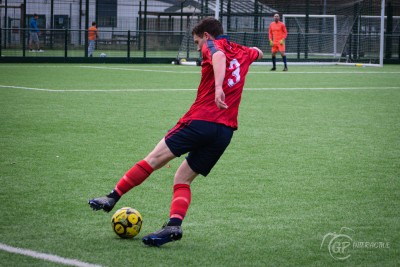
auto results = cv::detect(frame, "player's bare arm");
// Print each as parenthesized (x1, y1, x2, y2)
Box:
(251, 47, 264, 60)
(212, 50, 228, 110)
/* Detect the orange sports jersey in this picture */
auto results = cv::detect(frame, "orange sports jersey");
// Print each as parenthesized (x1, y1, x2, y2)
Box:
(88, 26, 98, 41)
(269, 21, 287, 43)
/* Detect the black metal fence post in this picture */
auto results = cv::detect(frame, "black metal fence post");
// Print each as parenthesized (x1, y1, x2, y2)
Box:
(305, 0, 309, 59)
(127, 30, 131, 58)
(50, 0, 54, 49)
(22, 28, 25, 57)
(144, 0, 147, 58)
(85, 0, 89, 57)
(64, 29, 68, 58)
(385, 1, 393, 59)
(0, 28, 2, 57)
(297, 31, 300, 59)
(4, 0, 7, 50)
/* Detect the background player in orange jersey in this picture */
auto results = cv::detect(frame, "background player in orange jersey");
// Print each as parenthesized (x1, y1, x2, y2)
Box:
(269, 13, 288, 71)
(88, 21, 98, 57)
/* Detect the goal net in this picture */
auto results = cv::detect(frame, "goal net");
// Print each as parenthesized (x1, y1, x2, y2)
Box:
(282, 15, 339, 59)
(176, 0, 386, 67)
(176, 7, 202, 65)
(283, 0, 386, 66)
(176, 0, 279, 65)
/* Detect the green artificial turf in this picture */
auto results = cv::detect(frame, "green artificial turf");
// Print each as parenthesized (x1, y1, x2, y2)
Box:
(0, 63, 399, 266)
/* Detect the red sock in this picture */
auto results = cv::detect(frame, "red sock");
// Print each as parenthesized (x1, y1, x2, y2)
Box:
(170, 184, 191, 220)
(115, 160, 153, 196)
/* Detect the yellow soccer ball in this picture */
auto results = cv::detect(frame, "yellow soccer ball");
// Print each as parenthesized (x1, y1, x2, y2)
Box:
(111, 207, 142, 238)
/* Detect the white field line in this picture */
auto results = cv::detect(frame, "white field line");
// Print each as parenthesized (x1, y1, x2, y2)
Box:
(0, 84, 400, 93)
(1, 84, 399, 92)
(0, 85, 196, 92)
(78, 65, 199, 74)
(249, 71, 400, 74)
(77, 65, 400, 75)
(247, 87, 400, 90)
(1, 64, 399, 75)
(0, 243, 103, 267)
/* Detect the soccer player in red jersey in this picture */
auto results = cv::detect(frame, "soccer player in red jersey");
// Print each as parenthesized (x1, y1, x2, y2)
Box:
(89, 17, 263, 247)
(269, 13, 288, 71)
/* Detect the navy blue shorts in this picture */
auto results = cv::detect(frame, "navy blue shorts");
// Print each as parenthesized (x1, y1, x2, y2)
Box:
(165, 120, 234, 176)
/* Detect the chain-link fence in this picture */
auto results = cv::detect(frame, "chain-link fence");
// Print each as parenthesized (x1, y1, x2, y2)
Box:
(0, 0, 399, 63)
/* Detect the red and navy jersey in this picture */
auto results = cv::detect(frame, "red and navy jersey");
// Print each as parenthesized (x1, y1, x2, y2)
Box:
(179, 36, 259, 129)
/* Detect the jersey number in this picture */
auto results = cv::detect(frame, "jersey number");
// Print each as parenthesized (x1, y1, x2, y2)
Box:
(227, 59, 241, 87)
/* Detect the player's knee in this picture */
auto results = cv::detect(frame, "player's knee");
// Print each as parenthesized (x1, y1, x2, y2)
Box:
(145, 149, 175, 170)
(173, 172, 197, 185)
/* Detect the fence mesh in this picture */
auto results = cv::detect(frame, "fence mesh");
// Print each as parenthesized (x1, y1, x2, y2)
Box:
(0, 0, 399, 62)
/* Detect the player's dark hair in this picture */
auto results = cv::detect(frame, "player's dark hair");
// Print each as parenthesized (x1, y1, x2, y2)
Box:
(192, 17, 223, 38)
(92, 21, 96, 26)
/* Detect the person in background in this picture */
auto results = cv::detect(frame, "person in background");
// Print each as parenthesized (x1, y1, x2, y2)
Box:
(88, 21, 98, 57)
(269, 13, 288, 71)
(29, 14, 43, 52)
